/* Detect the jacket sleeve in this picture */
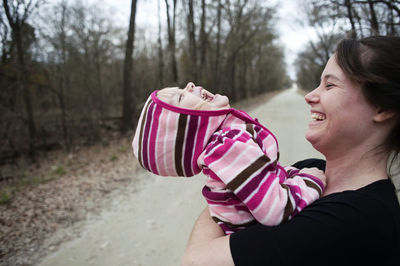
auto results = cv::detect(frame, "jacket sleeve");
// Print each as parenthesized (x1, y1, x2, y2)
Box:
(201, 126, 324, 226)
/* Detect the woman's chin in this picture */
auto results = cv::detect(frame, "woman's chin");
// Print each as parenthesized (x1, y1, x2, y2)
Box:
(306, 131, 320, 147)
(306, 133, 328, 155)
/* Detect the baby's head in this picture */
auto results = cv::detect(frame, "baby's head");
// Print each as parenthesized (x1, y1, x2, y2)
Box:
(157, 82, 230, 110)
(132, 82, 231, 178)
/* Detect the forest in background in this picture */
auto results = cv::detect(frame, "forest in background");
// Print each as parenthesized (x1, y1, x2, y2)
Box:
(1, 0, 290, 166)
(295, 0, 400, 92)
(1, 0, 399, 168)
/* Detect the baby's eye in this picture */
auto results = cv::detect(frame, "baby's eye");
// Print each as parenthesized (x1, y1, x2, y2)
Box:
(178, 94, 183, 103)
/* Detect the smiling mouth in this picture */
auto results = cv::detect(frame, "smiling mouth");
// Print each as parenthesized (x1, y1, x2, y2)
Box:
(311, 113, 326, 121)
(200, 89, 215, 102)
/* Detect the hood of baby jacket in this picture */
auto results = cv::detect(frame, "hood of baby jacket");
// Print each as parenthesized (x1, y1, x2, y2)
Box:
(132, 90, 231, 177)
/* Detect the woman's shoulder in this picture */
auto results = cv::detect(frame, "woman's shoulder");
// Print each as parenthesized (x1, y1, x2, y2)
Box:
(231, 179, 400, 266)
(316, 179, 399, 209)
(320, 178, 398, 205)
(308, 179, 400, 235)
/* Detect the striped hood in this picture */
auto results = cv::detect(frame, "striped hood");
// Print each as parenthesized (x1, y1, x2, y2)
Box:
(132, 90, 231, 177)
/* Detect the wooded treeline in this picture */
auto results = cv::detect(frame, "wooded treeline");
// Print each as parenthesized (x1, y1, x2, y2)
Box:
(0, 0, 290, 164)
(295, 0, 400, 92)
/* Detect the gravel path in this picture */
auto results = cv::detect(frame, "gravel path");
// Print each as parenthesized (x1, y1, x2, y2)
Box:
(37, 86, 326, 266)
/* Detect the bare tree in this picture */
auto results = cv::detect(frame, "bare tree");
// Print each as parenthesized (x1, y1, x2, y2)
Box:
(367, 0, 380, 35)
(2, 0, 42, 161)
(122, 0, 138, 133)
(165, 0, 178, 83)
(199, 0, 207, 83)
(310, 0, 400, 37)
(0, 12, 10, 62)
(157, 0, 165, 87)
(222, 1, 271, 101)
(42, 0, 70, 148)
(344, 0, 357, 38)
(214, 0, 222, 87)
(186, 0, 198, 81)
(0, 0, 290, 163)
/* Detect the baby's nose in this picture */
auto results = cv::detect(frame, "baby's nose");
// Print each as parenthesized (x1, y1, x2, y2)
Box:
(185, 82, 196, 92)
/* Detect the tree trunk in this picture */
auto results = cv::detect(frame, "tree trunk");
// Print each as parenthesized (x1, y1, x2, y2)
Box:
(367, 0, 380, 35)
(165, 0, 178, 83)
(353, 7, 364, 38)
(228, 56, 237, 101)
(240, 54, 249, 99)
(383, 0, 400, 18)
(59, 1, 69, 149)
(387, 5, 396, 35)
(122, 0, 138, 132)
(172, 0, 178, 83)
(3, 0, 37, 161)
(94, 46, 104, 118)
(214, 0, 222, 88)
(187, 0, 197, 81)
(199, 0, 206, 83)
(157, 0, 164, 88)
(344, 0, 357, 38)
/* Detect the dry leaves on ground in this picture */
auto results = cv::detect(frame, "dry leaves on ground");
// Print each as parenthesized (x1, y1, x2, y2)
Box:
(0, 136, 140, 266)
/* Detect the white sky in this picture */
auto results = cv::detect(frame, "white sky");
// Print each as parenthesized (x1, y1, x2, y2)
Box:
(272, 0, 318, 77)
(82, 0, 318, 79)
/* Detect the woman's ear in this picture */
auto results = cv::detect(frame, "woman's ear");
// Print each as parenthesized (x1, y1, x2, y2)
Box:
(373, 108, 395, 122)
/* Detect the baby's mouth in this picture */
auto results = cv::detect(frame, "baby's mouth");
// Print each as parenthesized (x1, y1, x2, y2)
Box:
(201, 90, 215, 102)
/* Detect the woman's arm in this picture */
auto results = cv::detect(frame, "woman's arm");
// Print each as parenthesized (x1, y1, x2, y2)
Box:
(181, 207, 234, 266)
(182, 159, 328, 266)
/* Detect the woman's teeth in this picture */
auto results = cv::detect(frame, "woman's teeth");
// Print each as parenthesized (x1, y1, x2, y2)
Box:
(311, 113, 326, 121)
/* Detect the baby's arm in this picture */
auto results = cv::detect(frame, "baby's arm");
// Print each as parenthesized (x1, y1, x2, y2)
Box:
(279, 167, 326, 220)
(202, 126, 324, 227)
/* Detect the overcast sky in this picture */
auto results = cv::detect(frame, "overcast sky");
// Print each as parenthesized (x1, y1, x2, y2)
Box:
(84, 0, 317, 79)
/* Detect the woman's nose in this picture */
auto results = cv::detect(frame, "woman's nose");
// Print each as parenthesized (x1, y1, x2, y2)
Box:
(305, 88, 319, 105)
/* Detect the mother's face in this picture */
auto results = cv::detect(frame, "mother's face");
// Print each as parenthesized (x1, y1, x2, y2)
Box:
(304, 55, 378, 158)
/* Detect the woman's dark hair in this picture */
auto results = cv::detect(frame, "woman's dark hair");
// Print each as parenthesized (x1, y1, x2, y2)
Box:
(335, 36, 400, 169)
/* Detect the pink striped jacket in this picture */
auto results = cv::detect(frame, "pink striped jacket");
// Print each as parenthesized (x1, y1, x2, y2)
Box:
(200, 111, 324, 234)
(133, 91, 324, 234)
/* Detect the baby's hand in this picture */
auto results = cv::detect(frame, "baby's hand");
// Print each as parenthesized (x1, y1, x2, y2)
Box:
(299, 167, 326, 187)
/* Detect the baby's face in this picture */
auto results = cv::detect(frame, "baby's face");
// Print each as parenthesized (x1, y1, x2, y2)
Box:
(158, 83, 230, 110)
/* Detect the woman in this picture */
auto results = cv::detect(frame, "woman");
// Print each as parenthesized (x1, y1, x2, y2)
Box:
(181, 36, 400, 266)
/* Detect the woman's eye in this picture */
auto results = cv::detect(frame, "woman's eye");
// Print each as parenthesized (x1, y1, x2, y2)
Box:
(326, 83, 334, 89)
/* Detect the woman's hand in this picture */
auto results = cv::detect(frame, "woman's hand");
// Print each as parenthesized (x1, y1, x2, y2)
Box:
(299, 167, 327, 187)
(181, 207, 234, 266)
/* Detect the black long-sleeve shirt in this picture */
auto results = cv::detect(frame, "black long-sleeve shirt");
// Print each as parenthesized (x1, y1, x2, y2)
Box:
(230, 159, 400, 266)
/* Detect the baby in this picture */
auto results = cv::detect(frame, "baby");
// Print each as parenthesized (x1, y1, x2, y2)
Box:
(132, 82, 326, 235)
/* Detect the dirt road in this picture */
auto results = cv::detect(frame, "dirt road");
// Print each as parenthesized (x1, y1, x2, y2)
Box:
(38, 86, 323, 266)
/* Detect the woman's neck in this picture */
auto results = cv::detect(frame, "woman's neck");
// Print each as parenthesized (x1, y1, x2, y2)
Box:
(323, 149, 389, 196)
